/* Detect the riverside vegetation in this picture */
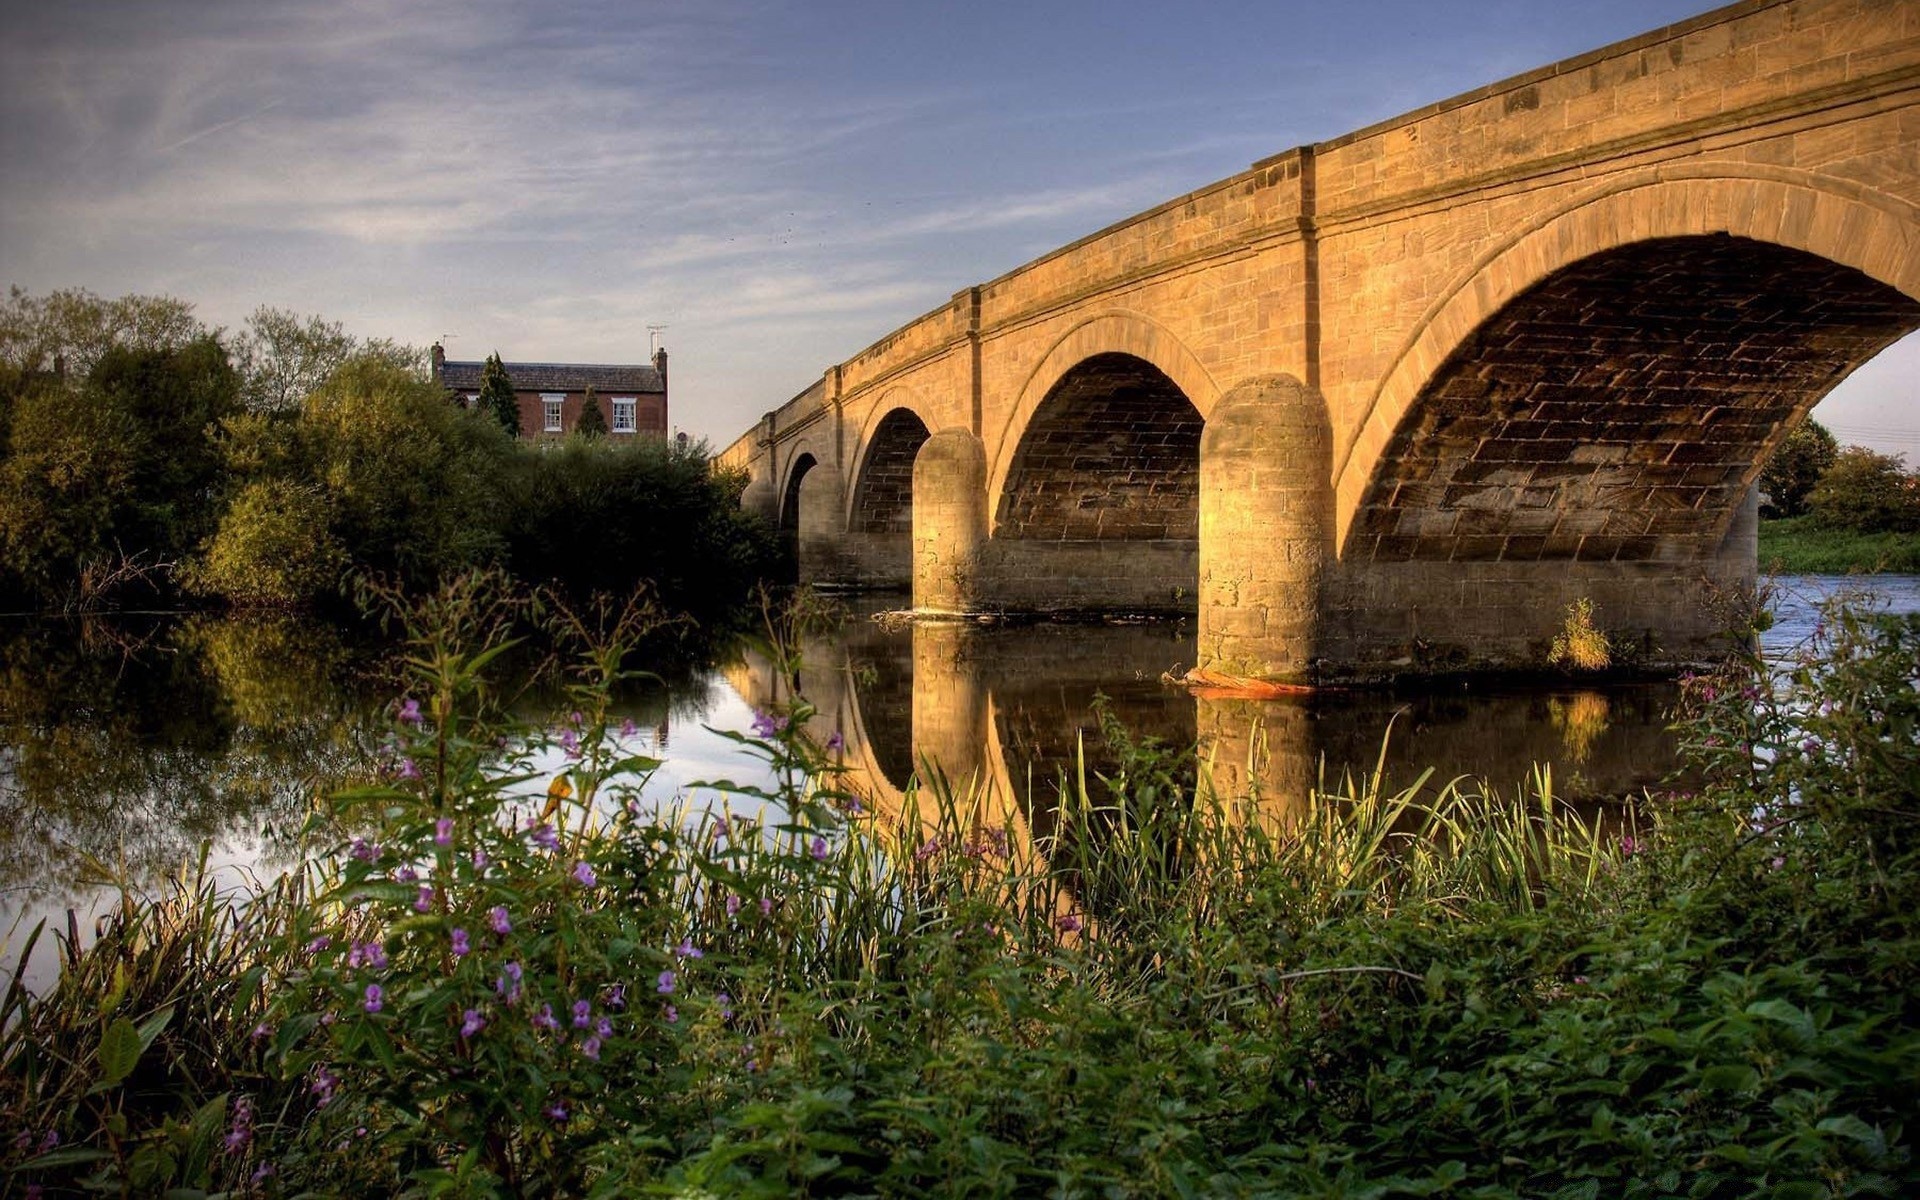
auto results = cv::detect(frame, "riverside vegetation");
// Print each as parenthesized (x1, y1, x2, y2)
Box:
(1758, 419, 1920, 574)
(0, 288, 773, 632)
(2, 574, 1916, 1197)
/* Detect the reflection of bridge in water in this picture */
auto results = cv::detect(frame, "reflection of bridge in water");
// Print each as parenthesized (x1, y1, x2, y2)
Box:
(721, 608, 1683, 848)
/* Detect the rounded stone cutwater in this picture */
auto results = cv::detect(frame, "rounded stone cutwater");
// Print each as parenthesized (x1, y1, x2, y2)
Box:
(1198, 374, 1334, 685)
(912, 427, 989, 615)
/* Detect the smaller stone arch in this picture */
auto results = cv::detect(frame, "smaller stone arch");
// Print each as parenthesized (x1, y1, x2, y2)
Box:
(987, 311, 1220, 513)
(848, 408, 934, 535)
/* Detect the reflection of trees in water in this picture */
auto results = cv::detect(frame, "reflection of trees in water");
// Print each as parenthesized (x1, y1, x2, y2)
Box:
(0, 615, 386, 907)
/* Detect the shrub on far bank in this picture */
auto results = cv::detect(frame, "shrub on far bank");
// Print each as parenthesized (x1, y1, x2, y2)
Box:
(506, 434, 774, 623)
(186, 479, 347, 607)
(1807, 446, 1920, 533)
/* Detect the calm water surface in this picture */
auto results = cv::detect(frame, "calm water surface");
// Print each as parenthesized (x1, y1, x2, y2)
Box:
(3, 574, 1915, 990)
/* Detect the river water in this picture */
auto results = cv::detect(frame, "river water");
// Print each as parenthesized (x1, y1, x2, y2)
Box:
(3, 574, 1916, 991)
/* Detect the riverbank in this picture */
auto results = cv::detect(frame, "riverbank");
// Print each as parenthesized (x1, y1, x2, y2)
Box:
(1759, 515, 1920, 573)
(4, 580, 1916, 1195)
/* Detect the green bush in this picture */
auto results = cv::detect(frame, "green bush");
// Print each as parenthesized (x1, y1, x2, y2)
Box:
(188, 479, 347, 606)
(1808, 446, 1920, 533)
(1760, 418, 1838, 518)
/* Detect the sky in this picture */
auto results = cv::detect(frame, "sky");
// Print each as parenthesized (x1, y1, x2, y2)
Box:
(1, 0, 1914, 455)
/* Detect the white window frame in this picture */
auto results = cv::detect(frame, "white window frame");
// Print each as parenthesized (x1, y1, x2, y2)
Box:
(464, 393, 480, 410)
(541, 393, 564, 433)
(611, 396, 637, 434)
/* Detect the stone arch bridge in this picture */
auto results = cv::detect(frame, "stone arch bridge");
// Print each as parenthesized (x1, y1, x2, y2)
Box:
(719, 0, 1920, 682)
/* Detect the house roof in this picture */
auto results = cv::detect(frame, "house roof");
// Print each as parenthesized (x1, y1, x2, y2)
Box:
(440, 360, 664, 394)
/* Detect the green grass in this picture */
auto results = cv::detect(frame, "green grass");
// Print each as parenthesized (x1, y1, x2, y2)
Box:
(1759, 515, 1920, 573)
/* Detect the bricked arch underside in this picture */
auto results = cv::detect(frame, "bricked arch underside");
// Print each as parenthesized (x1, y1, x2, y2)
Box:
(1347, 235, 1920, 564)
(996, 353, 1202, 540)
(779, 453, 816, 535)
(851, 409, 931, 535)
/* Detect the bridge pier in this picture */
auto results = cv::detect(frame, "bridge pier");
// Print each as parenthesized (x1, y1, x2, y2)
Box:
(912, 428, 989, 614)
(795, 468, 849, 587)
(1197, 375, 1333, 685)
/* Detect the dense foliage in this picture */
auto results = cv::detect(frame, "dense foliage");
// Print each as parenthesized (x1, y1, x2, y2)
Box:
(4, 581, 1915, 1196)
(0, 288, 774, 622)
(1760, 419, 1839, 519)
(1806, 446, 1920, 534)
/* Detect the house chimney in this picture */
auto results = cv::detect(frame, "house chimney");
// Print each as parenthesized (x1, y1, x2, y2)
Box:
(431, 342, 446, 382)
(653, 345, 668, 431)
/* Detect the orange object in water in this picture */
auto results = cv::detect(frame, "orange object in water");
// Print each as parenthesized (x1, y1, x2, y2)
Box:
(1163, 667, 1320, 698)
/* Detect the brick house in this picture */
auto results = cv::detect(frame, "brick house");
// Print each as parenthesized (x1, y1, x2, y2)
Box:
(432, 344, 668, 439)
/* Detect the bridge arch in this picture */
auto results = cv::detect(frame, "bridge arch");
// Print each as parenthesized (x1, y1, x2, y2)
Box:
(848, 406, 933, 534)
(1337, 171, 1920, 560)
(987, 311, 1221, 515)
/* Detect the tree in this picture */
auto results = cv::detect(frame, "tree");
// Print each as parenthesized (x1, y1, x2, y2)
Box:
(1807, 446, 1920, 533)
(479, 353, 519, 439)
(0, 336, 239, 605)
(188, 479, 346, 606)
(574, 385, 608, 438)
(1760, 418, 1838, 518)
(0, 286, 202, 379)
(228, 306, 424, 413)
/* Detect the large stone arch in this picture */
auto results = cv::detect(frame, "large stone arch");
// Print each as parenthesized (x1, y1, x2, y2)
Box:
(986, 311, 1221, 515)
(1336, 169, 1920, 555)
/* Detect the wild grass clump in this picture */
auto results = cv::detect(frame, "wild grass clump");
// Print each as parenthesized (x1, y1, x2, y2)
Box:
(1548, 596, 1612, 672)
(5, 578, 1917, 1196)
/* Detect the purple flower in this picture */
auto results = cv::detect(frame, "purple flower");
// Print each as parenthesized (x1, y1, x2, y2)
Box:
(434, 817, 454, 847)
(596, 1015, 614, 1039)
(656, 970, 676, 995)
(251, 1023, 271, 1042)
(348, 940, 387, 970)
(716, 993, 733, 1020)
(619, 718, 638, 739)
(496, 962, 524, 1004)
(363, 984, 384, 1013)
(604, 984, 626, 1010)
(349, 837, 375, 861)
(398, 758, 422, 781)
(581, 1035, 603, 1059)
(533, 1004, 559, 1032)
(809, 835, 829, 861)
(398, 698, 422, 725)
(546, 1102, 569, 1123)
(311, 1067, 339, 1107)
(750, 709, 788, 739)
(461, 1009, 486, 1037)
(662, 1005, 678, 1024)
(304, 935, 331, 955)
(560, 728, 581, 758)
(573, 1000, 592, 1028)
(571, 860, 598, 888)
(1056, 913, 1084, 934)
(223, 1099, 253, 1154)
(826, 731, 845, 753)
(759, 897, 773, 916)
(725, 893, 741, 918)
(674, 938, 703, 960)
(1619, 835, 1640, 858)
(414, 885, 433, 913)
(529, 822, 560, 853)
(250, 1162, 275, 1185)
(488, 905, 511, 935)
(38, 1131, 58, 1152)
(451, 928, 471, 958)
(472, 847, 490, 872)
(394, 865, 418, 883)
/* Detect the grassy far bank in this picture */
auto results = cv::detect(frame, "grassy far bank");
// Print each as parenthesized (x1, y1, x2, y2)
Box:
(3, 579, 1918, 1197)
(1759, 516, 1920, 574)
